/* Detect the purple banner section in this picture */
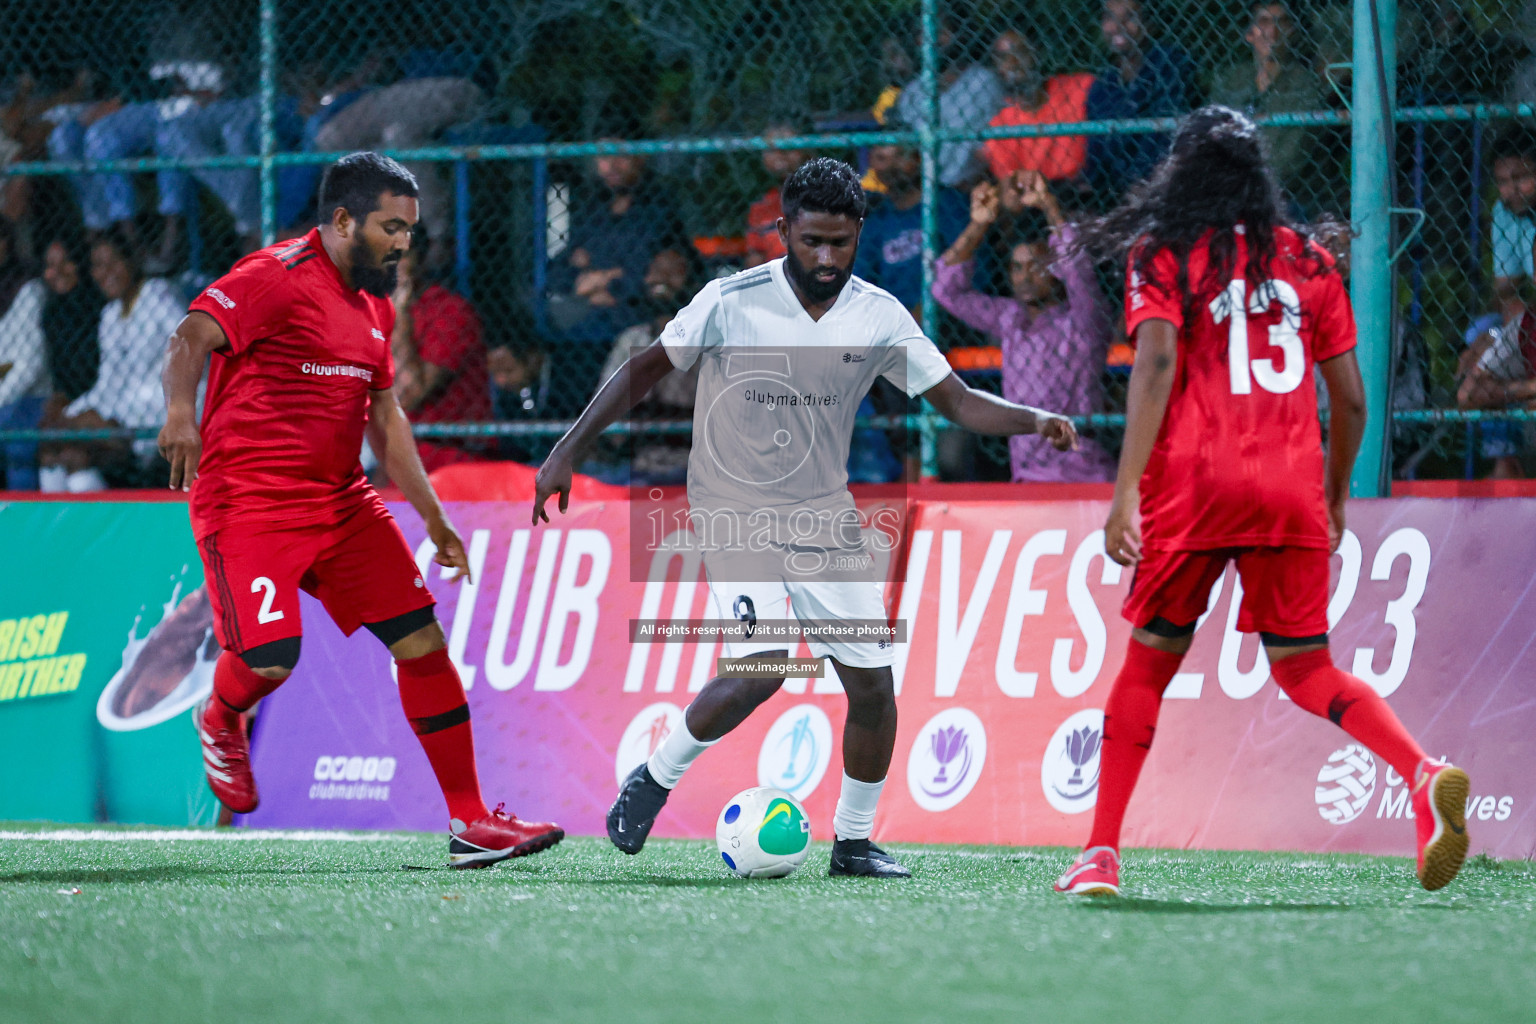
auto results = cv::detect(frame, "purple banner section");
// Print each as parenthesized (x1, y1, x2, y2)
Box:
(242, 498, 1536, 860)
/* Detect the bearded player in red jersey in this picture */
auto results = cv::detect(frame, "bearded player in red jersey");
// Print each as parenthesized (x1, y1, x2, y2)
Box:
(1053, 107, 1469, 897)
(157, 152, 563, 867)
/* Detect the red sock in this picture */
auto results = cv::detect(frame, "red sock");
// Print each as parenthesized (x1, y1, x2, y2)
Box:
(1270, 647, 1426, 781)
(397, 648, 488, 827)
(206, 651, 284, 729)
(1087, 640, 1185, 852)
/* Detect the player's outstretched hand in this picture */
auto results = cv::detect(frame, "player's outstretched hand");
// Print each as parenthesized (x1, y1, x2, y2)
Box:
(158, 414, 203, 492)
(1104, 494, 1142, 567)
(427, 514, 472, 584)
(532, 452, 573, 525)
(1037, 413, 1079, 452)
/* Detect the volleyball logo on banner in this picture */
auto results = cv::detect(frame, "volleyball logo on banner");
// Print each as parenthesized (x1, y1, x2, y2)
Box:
(1315, 745, 1378, 825)
(758, 704, 834, 798)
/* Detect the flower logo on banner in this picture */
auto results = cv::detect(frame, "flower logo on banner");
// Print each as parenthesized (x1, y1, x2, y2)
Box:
(1041, 709, 1105, 814)
(929, 726, 972, 790)
(614, 702, 684, 786)
(757, 705, 834, 798)
(1315, 744, 1377, 825)
(907, 708, 987, 812)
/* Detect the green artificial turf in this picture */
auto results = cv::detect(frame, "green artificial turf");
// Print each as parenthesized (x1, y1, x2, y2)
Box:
(2, 827, 1534, 1024)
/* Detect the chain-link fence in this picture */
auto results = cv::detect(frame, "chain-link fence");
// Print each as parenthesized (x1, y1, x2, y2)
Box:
(1, 0, 1533, 491)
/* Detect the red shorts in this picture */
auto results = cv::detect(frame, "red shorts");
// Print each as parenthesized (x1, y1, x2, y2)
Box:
(198, 504, 434, 655)
(1122, 546, 1330, 639)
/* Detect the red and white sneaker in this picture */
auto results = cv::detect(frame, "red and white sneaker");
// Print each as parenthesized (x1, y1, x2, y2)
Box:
(195, 698, 259, 814)
(1413, 759, 1470, 891)
(1054, 846, 1121, 896)
(448, 804, 565, 869)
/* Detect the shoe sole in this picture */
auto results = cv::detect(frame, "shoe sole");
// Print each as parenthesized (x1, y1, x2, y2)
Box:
(449, 828, 566, 869)
(1055, 880, 1120, 896)
(828, 868, 912, 879)
(606, 824, 647, 856)
(1419, 767, 1470, 892)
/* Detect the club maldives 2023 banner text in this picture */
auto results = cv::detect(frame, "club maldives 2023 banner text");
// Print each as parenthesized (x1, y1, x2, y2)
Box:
(234, 496, 1536, 861)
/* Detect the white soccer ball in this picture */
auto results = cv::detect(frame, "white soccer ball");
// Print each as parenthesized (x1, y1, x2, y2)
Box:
(715, 786, 812, 879)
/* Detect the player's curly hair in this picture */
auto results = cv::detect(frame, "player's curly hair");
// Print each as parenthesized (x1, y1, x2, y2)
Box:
(782, 157, 866, 223)
(1077, 105, 1340, 310)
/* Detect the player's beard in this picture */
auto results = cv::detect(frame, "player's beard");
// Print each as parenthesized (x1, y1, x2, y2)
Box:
(350, 235, 401, 298)
(784, 247, 850, 305)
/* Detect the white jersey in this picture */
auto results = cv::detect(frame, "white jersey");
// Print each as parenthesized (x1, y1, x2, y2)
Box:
(661, 258, 951, 522)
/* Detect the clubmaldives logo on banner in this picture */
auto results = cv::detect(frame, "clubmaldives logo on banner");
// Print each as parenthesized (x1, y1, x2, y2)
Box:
(242, 496, 1536, 860)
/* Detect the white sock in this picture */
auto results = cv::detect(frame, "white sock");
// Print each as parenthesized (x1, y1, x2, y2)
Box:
(65, 468, 107, 492)
(646, 711, 716, 789)
(832, 773, 885, 840)
(38, 465, 67, 493)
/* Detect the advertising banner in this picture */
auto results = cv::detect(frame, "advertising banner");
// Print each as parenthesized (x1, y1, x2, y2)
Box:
(0, 502, 219, 826)
(243, 497, 1536, 860)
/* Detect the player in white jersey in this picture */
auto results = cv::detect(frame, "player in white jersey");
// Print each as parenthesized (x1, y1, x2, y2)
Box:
(533, 158, 1078, 876)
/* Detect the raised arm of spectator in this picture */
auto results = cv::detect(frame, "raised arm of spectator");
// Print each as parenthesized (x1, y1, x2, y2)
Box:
(1012, 170, 1112, 349)
(933, 181, 1012, 332)
(158, 311, 228, 491)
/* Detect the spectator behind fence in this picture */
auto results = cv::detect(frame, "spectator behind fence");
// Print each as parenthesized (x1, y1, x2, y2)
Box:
(487, 341, 553, 464)
(859, 32, 919, 194)
(390, 224, 489, 474)
(40, 234, 105, 406)
(0, 219, 46, 488)
(1487, 128, 1536, 321)
(1084, 0, 1195, 206)
(854, 138, 969, 314)
(313, 49, 487, 250)
(40, 228, 182, 491)
(745, 124, 809, 268)
(934, 171, 1114, 482)
(46, 10, 246, 271)
(893, 19, 1004, 188)
(3, 234, 108, 489)
(1459, 307, 1536, 478)
(981, 30, 1094, 195)
(1211, 1, 1325, 213)
(597, 247, 700, 484)
(547, 148, 690, 376)
(3, 72, 93, 259)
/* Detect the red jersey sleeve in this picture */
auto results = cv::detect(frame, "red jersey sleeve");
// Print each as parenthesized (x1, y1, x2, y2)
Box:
(189, 254, 290, 356)
(1308, 267, 1357, 363)
(414, 287, 481, 373)
(1124, 246, 1183, 340)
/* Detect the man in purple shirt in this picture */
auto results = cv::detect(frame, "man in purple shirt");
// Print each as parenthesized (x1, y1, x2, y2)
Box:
(933, 171, 1115, 481)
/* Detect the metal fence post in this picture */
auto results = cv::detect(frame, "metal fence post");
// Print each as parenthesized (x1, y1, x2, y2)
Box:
(1349, 0, 1395, 497)
(259, 0, 278, 246)
(918, 0, 940, 479)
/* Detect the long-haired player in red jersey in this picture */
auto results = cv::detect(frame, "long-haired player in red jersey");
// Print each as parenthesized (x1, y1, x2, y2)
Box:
(157, 152, 563, 867)
(1052, 107, 1469, 897)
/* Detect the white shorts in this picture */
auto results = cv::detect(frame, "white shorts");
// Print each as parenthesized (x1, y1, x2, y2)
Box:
(704, 575, 895, 669)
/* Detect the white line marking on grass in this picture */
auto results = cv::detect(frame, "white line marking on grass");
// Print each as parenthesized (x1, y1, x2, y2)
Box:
(0, 829, 418, 843)
(893, 848, 1050, 862)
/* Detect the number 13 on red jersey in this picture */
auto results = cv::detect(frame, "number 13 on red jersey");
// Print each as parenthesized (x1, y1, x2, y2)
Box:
(1208, 278, 1305, 396)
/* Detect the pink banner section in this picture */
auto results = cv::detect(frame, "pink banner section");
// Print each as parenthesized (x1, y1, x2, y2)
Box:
(242, 498, 1536, 860)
